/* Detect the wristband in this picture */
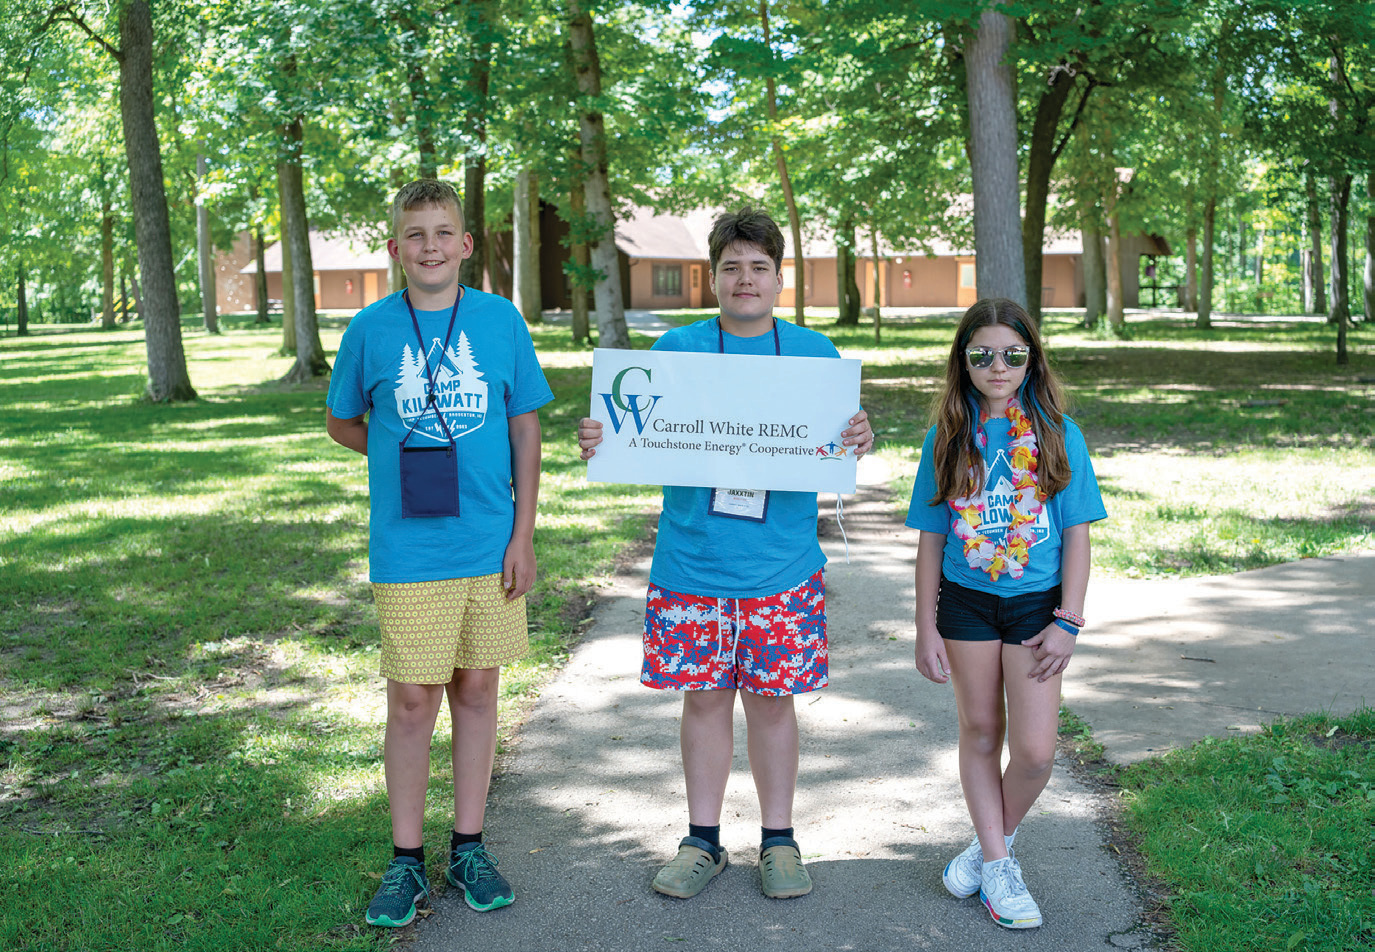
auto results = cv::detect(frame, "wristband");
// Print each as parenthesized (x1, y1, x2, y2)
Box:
(1053, 607, 1085, 628)
(1053, 619, 1080, 636)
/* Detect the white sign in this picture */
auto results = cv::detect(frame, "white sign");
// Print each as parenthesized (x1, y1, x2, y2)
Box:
(587, 348, 861, 493)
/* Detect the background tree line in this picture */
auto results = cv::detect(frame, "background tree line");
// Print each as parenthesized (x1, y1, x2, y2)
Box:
(1, 0, 1370, 399)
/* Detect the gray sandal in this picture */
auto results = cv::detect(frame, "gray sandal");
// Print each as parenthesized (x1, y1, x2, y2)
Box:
(651, 836, 728, 898)
(759, 837, 812, 899)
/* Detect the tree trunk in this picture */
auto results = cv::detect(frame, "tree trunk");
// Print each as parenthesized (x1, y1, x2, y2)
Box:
(1305, 170, 1325, 314)
(388, 162, 407, 295)
(1184, 227, 1198, 311)
(1364, 171, 1373, 323)
(870, 226, 881, 342)
(513, 167, 542, 323)
(565, 176, 592, 345)
(567, 1, 630, 349)
(1023, 67, 1077, 324)
(964, 7, 1025, 306)
(410, 48, 437, 178)
(279, 212, 297, 354)
(1330, 173, 1351, 365)
(459, 0, 494, 289)
(1198, 197, 1216, 329)
(253, 220, 270, 323)
(119, 0, 194, 400)
(120, 270, 130, 322)
(101, 196, 116, 329)
(277, 115, 329, 382)
(1105, 207, 1124, 334)
(195, 152, 219, 333)
(1254, 227, 1264, 288)
(834, 215, 860, 326)
(1082, 222, 1105, 327)
(15, 263, 28, 336)
(128, 258, 143, 319)
(760, 1, 805, 327)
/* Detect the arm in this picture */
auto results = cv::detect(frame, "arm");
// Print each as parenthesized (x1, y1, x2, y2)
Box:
(326, 408, 368, 456)
(504, 410, 543, 601)
(1023, 521, 1090, 682)
(913, 530, 950, 684)
(842, 408, 875, 458)
(577, 417, 603, 461)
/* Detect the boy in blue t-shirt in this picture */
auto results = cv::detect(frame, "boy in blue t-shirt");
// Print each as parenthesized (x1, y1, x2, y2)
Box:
(577, 208, 873, 901)
(326, 180, 553, 927)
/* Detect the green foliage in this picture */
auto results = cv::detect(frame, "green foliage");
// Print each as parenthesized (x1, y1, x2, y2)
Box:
(1120, 708, 1375, 952)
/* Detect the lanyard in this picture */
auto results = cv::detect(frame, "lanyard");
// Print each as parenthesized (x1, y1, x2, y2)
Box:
(400, 288, 462, 446)
(716, 316, 780, 355)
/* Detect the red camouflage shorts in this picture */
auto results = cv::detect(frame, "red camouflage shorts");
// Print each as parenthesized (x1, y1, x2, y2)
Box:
(641, 569, 827, 696)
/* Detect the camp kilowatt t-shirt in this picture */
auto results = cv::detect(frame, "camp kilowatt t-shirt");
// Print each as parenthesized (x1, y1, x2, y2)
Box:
(326, 288, 553, 583)
(905, 416, 1107, 596)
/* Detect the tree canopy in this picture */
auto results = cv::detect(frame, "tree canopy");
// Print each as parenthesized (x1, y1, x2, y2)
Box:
(1, 0, 1369, 377)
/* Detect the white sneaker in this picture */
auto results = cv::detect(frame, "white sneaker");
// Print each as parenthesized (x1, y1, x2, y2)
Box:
(980, 857, 1042, 928)
(941, 836, 984, 898)
(942, 835, 1016, 899)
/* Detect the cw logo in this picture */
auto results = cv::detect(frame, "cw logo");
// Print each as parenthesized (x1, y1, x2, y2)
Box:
(600, 366, 662, 435)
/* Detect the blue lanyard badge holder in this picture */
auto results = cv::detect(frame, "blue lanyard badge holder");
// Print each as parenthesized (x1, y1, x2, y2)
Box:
(706, 318, 779, 523)
(398, 291, 461, 519)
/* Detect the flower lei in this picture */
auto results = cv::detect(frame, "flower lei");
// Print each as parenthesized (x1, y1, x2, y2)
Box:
(949, 400, 1046, 582)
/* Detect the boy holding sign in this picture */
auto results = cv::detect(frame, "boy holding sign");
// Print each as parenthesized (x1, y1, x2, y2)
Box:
(578, 208, 872, 900)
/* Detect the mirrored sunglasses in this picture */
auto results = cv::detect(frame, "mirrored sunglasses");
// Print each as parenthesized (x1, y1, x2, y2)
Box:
(965, 345, 1030, 369)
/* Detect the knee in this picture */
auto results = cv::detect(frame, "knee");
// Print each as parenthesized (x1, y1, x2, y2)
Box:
(1008, 745, 1056, 779)
(390, 684, 442, 727)
(741, 692, 794, 728)
(959, 716, 1006, 757)
(450, 668, 499, 712)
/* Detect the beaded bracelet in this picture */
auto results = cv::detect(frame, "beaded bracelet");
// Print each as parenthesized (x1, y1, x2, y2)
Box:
(1053, 607, 1086, 628)
(1053, 619, 1080, 636)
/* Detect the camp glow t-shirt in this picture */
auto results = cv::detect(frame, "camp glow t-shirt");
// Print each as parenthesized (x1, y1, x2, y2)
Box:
(326, 288, 553, 583)
(648, 317, 842, 598)
(905, 416, 1107, 596)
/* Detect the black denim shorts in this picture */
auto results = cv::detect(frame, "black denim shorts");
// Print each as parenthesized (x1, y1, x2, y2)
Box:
(936, 577, 1061, 645)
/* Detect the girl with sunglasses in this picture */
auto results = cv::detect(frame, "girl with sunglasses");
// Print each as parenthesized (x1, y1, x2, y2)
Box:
(906, 298, 1106, 929)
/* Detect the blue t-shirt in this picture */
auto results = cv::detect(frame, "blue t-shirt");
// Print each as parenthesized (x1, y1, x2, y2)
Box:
(648, 317, 842, 598)
(326, 288, 554, 583)
(904, 416, 1107, 596)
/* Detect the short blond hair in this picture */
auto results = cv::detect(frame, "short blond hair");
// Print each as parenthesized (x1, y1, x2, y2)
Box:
(391, 180, 465, 234)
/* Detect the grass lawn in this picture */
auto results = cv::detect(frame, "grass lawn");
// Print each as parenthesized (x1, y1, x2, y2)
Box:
(1, 308, 1371, 950)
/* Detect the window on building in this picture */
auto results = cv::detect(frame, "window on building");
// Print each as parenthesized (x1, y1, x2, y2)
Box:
(959, 263, 976, 289)
(653, 264, 683, 297)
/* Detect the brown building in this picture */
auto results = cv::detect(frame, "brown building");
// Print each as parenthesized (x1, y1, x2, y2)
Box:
(217, 232, 390, 314)
(222, 210, 1167, 315)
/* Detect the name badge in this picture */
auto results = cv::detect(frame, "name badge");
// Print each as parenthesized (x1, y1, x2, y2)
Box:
(708, 487, 769, 523)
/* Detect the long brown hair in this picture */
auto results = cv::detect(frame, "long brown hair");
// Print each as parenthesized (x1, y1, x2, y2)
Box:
(929, 298, 1070, 504)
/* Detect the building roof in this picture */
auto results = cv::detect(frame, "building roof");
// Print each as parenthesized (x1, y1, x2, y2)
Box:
(241, 232, 389, 273)
(614, 206, 718, 260)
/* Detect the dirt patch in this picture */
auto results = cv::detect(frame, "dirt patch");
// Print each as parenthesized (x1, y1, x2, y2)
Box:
(1305, 730, 1373, 754)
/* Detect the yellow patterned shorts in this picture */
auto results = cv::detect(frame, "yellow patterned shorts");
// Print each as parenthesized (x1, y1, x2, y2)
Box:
(372, 574, 528, 683)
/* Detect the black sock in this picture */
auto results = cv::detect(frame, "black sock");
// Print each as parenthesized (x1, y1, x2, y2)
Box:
(688, 823, 721, 857)
(451, 830, 482, 853)
(761, 826, 795, 846)
(394, 844, 425, 864)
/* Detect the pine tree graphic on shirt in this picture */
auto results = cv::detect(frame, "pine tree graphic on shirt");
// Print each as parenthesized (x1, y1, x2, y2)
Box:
(393, 331, 488, 442)
(977, 449, 1051, 548)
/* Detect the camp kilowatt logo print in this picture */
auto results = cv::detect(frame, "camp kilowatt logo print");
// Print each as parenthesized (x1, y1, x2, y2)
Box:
(977, 449, 1051, 546)
(392, 332, 488, 442)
